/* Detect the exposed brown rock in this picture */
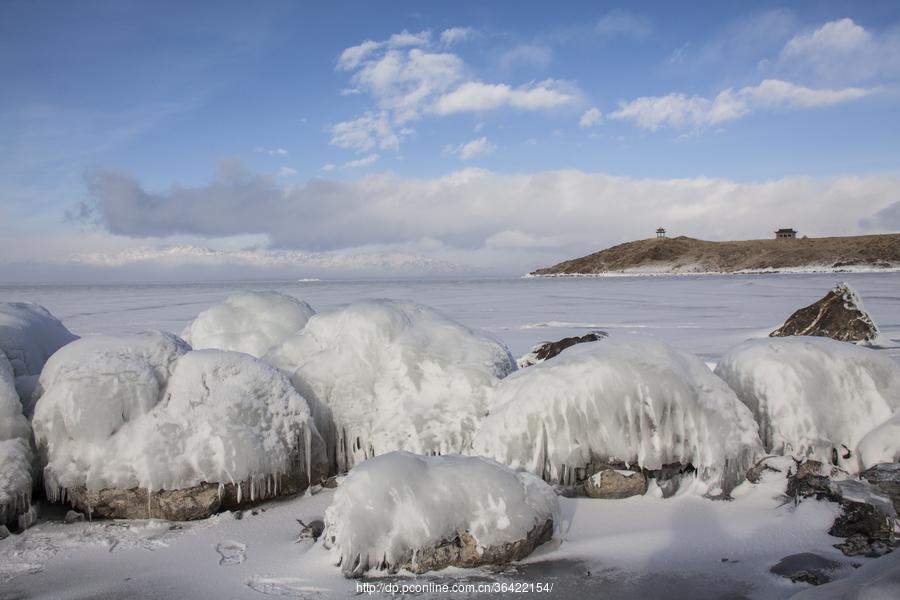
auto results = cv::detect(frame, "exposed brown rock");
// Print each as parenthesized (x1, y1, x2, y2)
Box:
(399, 519, 553, 576)
(530, 233, 900, 275)
(770, 283, 879, 343)
(860, 463, 900, 515)
(583, 468, 647, 499)
(517, 331, 608, 368)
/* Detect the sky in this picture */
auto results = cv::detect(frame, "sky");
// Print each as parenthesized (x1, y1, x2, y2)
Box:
(1, 0, 899, 281)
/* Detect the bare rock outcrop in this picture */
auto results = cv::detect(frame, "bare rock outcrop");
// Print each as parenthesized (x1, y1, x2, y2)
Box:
(583, 467, 648, 499)
(517, 331, 608, 368)
(770, 282, 878, 343)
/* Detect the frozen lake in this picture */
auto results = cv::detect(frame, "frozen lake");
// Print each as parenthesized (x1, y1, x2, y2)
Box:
(1, 273, 899, 599)
(2, 272, 898, 364)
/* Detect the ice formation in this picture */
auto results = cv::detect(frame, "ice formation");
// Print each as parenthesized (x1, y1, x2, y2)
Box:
(471, 336, 763, 494)
(0, 302, 77, 405)
(265, 299, 516, 473)
(32, 332, 324, 507)
(323, 451, 558, 576)
(181, 291, 315, 357)
(0, 351, 34, 526)
(858, 411, 900, 470)
(715, 337, 900, 472)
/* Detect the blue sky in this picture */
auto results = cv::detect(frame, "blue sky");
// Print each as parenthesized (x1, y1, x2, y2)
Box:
(2, 0, 899, 280)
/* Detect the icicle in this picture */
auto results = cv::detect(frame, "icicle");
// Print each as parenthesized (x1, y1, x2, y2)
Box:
(304, 423, 312, 486)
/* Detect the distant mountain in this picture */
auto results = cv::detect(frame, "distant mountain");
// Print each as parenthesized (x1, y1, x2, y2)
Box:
(529, 234, 900, 276)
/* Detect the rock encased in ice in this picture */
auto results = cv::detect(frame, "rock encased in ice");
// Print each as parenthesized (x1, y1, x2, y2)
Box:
(715, 337, 900, 472)
(32, 333, 326, 519)
(0, 302, 77, 408)
(769, 282, 879, 343)
(472, 336, 763, 495)
(517, 331, 608, 368)
(0, 351, 34, 527)
(323, 452, 558, 577)
(181, 291, 315, 357)
(266, 299, 516, 473)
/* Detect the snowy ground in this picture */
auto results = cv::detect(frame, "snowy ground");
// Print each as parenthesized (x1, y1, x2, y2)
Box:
(1, 273, 899, 598)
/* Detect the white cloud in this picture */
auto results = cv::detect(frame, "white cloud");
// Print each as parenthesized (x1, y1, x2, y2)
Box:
(330, 112, 400, 152)
(320, 163, 337, 172)
(611, 78, 872, 130)
(579, 107, 602, 128)
(432, 80, 577, 114)
(277, 166, 297, 177)
(595, 11, 652, 39)
(344, 153, 380, 168)
(440, 27, 472, 46)
(254, 147, 288, 156)
(332, 30, 583, 152)
(446, 137, 496, 161)
(775, 18, 900, 84)
(77, 163, 900, 271)
(499, 44, 553, 70)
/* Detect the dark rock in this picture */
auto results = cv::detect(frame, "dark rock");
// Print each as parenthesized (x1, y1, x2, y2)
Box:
(860, 463, 900, 514)
(770, 552, 843, 586)
(769, 282, 879, 343)
(830, 502, 894, 557)
(583, 468, 648, 499)
(518, 331, 608, 367)
(296, 518, 325, 542)
(834, 534, 893, 558)
(400, 519, 553, 576)
(64, 510, 85, 524)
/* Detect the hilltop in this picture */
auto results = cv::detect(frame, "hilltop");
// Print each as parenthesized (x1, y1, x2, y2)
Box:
(530, 233, 900, 276)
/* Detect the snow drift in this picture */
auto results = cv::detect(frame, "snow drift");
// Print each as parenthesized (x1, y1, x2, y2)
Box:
(0, 351, 33, 526)
(266, 299, 516, 473)
(715, 337, 900, 472)
(858, 410, 900, 470)
(0, 302, 77, 406)
(323, 451, 558, 576)
(32, 332, 325, 514)
(472, 336, 763, 494)
(181, 291, 315, 357)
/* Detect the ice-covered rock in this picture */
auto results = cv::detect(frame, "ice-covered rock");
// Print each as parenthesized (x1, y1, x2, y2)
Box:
(323, 452, 558, 577)
(583, 467, 648, 499)
(517, 331, 608, 368)
(769, 282, 878, 343)
(181, 291, 315, 358)
(0, 302, 77, 407)
(0, 351, 34, 527)
(715, 337, 900, 472)
(472, 336, 763, 495)
(266, 299, 516, 473)
(32, 333, 326, 519)
(789, 549, 900, 599)
(858, 412, 900, 470)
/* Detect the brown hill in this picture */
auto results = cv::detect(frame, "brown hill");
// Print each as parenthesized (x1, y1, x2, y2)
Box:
(530, 233, 900, 276)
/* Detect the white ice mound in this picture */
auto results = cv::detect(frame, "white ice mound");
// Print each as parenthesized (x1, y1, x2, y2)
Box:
(0, 351, 34, 526)
(472, 336, 763, 494)
(715, 337, 900, 472)
(32, 332, 323, 503)
(182, 291, 315, 358)
(0, 302, 77, 402)
(266, 299, 516, 473)
(323, 451, 558, 576)
(858, 411, 900, 470)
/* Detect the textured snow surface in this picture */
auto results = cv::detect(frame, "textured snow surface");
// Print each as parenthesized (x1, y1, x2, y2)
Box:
(0, 351, 33, 525)
(789, 547, 900, 599)
(323, 451, 558, 576)
(472, 335, 763, 493)
(858, 410, 900, 469)
(181, 291, 315, 357)
(715, 337, 900, 472)
(32, 332, 323, 499)
(266, 299, 516, 472)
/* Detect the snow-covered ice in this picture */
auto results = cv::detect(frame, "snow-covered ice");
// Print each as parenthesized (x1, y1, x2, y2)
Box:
(0, 301, 77, 403)
(323, 451, 559, 576)
(473, 335, 763, 494)
(181, 290, 315, 357)
(32, 333, 324, 505)
(858, 410, 900, 470)
(266, 299, 516, 472)
(0, 351, 33, 527)
(715, 337, 900, 472)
